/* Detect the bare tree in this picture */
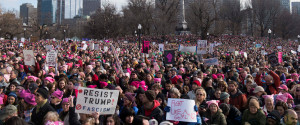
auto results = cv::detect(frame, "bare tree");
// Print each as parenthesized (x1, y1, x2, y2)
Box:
(275, 10, 299, 39)
(0, 11, 23, 39)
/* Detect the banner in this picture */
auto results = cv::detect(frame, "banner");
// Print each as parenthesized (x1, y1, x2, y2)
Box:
(142, 41, 150, 53)
(203, 58, 219, 66)
(82, 44, 88, 50)
(89, 43, 94, 50)
(209, 44, 214, 54)
(166, 98, 197, 122)
(46, 50, 58, 66)
(276, 46, 282, 49)
(197, 40, 207, 48)
(21, 37, 25, 42)
(179, 45, 197, 53)
(255, 44, 262, 48)
(164, 50, 175, 64)
(23, 50, 35, 66)
(75, 87, 119, 114)
(278, 52, 283, 63)
(159, 44, 164, 52)
(95, 44, 100, 51)
(268, 53, 279, 67)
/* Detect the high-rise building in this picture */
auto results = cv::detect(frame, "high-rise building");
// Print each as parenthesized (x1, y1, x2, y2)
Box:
(20, 3, 37, 25)
(292, 2, 300, 15)
(279, 0, 290, 11)
(83, 0, 101, 16)
(38, 0, 65, 25)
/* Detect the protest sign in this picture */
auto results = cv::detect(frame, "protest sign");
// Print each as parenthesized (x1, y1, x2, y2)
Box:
(278, 52, 283, 63)
(197, 49, 206, 55)
(75, 87, 119, 114)
(291, 50, 297, 54)
(197, 40, 207, 48)
(21, 37, 25, 42)
(268, 53, 279, 67)
(235, 51, 239, 56)
(277, 46, 282, 49)
(45, 45, 53, 51)
(159, 44, 164, 52)
(179, 45, 197, 53)
(244, 52, 248, 59)
(298, 45, 300, 52)
(255, 44, 262, 48)
(209, 44, 214, 54)
(166, 98, 197, 122)
(23, 50, 35, 66)
(152, 42, 156, 45)
(228, 47, 235, 52)
(104, 46, 108, 52)
(89, 43, 94, 50)
(142, 41, 150, 53)
(95, 44, 100, 51)
(46, 50, 57, 66)
(82, 44, 88, 50)
(124, 41, 128, 43)
(203, 58, 219, 66)
(164, 50, 175, 64)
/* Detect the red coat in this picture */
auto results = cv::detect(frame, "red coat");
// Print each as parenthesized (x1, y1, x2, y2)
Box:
(229, 90, 247, 111)
(255, 70, 280, 95)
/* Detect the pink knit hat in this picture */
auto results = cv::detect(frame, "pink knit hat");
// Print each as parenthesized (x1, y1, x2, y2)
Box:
(51, 90, 64, 99)
(212, 74, 218, 79)
(130, 81, 140, 88)
(24, 94, 37, 106)
(141, 84, 148, 91)
(44, 77, 55, 83)
(207, 100, 220, 108)
(48, 72, 55, 78)
(262, 94, 274, 101)
(154, 78, 161, 83)
(276, 93, 288, 103)
(62, 98, 69, 104)
(87, 85, 97, 88)
(28, 76, 38, 82)
(99, 81, 108, 88)
(19, 89, 31, 98)
(140, 81, 146, 86)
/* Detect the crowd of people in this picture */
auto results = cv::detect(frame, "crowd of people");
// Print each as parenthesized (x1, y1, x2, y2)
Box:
(0, 35, 299, 125)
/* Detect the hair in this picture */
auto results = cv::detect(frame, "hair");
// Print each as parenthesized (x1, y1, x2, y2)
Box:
(170, 87, 181, 98)
(195, 87, 207, 106)
(5, 116, 28, 125)
(120, 107, 135, 123)
(275, 101, 288, 111)
(103, 114, 121, 125)
(228, 80, 238, 87)
(132, 115, 150, 125)
(57, 78, 68, 91)
(291, 84, 300, 98)
(43, 111, 60, 124)
(202, 77, 212, 88)
(218, 81, 228, 92)
(294, 104, 300, 111)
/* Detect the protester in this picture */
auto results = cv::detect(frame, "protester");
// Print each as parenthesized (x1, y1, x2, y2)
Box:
(241, 96, 266, 125)
(281, 109, 298, 125)
(203, 100, 227, 124)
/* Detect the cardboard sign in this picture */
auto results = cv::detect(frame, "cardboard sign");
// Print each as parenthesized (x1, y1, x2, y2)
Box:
(278, 52, 283, 63)
(95, 44, 100, 51)
(164, 50, 175, 64)
(45, 45, 53, 51)
(82, 44, 88, 50)
(46, 50, 57, 66)
(197, 40, 207, 48)
(203, 58, 219, 66)
(166, 98, 197, 122)
(75, 87, 119, 114)
(179, 45, 197, 53)
(89, 43, 94, 50)
(159, 44, 164, 52)
(142, 41, 150, 53)
(21, 37, 25, 42)
(276, 46, 282, 49)
(255, 44, 262, 48)
(268, 53, 279, 67)
(23, 50, 35, 66)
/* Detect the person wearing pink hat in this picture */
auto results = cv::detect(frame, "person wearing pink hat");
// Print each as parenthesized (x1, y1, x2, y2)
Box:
(203, 100, 227, 124)
(59, 98, 71, 125)
(153, 78, 161, 85)
(130, 81, 140, 91)
(262, 95, 274, 115)
(27, 76, 38, 82)
(278, 84, 288, 94)
(50, 90, 64, 114)
(44, 77, 55, 86)
(23, 94, 37, 122)
(291, 73, 299, 83)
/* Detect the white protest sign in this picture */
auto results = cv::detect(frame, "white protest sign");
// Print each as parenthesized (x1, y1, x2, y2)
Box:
(209, 44, 214, 54)
(13, 37, 17, 40)
(95, 44, 100, 50)
(152, 42, 156, 45)
(291, 50, 297, 54)
(23, 50, 35, 66)
(197, 40, 207, 48)
(261, 50, 265, 55)
(46, 50, 57, 66)
(229, 47, 235, 52)
(104, 46, 108, 52)
(235, 51, 239, 56)
(197, 49, 206, 54)
(244, 52, 248, 59)
(166, 98, 197, 122)
(19, 43, 24, 47)
(45, 45, 53, 51)
(276, 46, 282, 49)
(82, 44, 88, 50)
(179, 45, 197, 53)
(203, 58, 219, 66)
(82, 41, 86, 44)
(124, 41, 128, 43)
(116, 48, 120, 52)
(159, 44, 164, 52)
(21, 37, 25, 42)
(89, 43, 94, 50)
(298, 45, 300, 52)
(75, 87, 119, 114)
(53, 38, 56, 41)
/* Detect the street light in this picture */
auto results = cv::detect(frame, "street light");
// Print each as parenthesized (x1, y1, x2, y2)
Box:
(268, 29, 272, 40)
(134, 30, 137, 37)
(45, 31, 48, 39)
(138, 24, 142, 51)
(23, 28, 26, 38)
(63, 30, 66, 41)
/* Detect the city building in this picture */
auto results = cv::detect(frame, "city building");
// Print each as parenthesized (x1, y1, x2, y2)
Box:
(38, 0, 65, 25)
(56, 0, 65, 24)
(20, 3, 37, 25)
(83, 0, 101, 16)
(279, 0, 290, 11)
(292, 2, 300, 15)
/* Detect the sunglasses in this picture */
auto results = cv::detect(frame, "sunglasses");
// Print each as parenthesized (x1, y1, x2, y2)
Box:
(51, 96, 56, 99)
(197, 94, 203, 96)
(296, 90, 300, 92)
(35, 93, 40, 97)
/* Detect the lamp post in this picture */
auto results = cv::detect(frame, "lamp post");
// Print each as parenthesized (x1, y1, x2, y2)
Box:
(23, 28, 26, 38)
(298, 35, 300, 42)
(134, 30, 137, 37)
(268, 29, 272, 40)
(138, 24, 142, 51)
(45, 31, 48, 39)
(64, 30, 66, 41)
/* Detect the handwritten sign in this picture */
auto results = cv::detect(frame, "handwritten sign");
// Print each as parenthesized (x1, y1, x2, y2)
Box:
(197, 40, 207, 48)
(45, 45, 53, 51)
(278, 52, 283, 63)
(21, 37, 25, 42)
(75, 87, 119, 114)
(179, 45, 197, 53)
(159, 44, 164, 52)
(203, 58, 219, 66)
(276, 46, 282, 49)
(23, 50, 35, 66)
(89, 43, 94, 50)
(82, 44, 88, 50)
(46, 50, 57, 66)
(95, 44, 99, 50)
(166, 98, 197, 122)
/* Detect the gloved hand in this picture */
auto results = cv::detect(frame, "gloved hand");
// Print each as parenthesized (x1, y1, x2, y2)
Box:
(164, 106, 171, 112)
(194, 105, 198, 112)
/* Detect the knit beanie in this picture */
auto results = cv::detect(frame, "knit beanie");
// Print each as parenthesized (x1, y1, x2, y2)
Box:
(145, 90, 156, 102)
(267, 110, 281, 123)
(220, 92, 230, 101)
(37, 88, 49, 99)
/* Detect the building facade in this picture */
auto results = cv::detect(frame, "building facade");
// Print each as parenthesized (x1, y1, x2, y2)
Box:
(292, 2, 300, 15)
(38, 0, 65, 25)
(83, 0, 101, 16)
(20, 3, 37, 25)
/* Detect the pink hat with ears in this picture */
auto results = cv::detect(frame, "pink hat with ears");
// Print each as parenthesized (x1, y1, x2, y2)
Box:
(154, 78, 161, 83)
(276, 93, 288, 103)
(51, 90, 64, 100)
(87, 85, 97, 88)
(99, 81, 108, 88)
(212, 74, 218, 79)
(286, 79, 293, 83)
(140, 81, 146, 86)
(217, 73, 225, 79)
(74, 64, 80, 68)
(19, 89, 31, 98)
(44, 77, 54, 83)
(179, 68, 185, 73)
(28, 76, 38, 82)
(24, 94, 37, 106)
(130, 81, 140, 88)
(48, 72, 55, 78)
(207, 100, 220, 108)
(262, 94, 274, 101)
(62, 98, 69, 104)
(19, 64, 24, 69)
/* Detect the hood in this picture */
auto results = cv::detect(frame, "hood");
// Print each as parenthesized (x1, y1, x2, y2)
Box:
(151, 100, 161, 111)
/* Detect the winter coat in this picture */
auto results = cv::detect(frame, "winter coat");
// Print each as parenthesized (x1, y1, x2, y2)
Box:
(255, 70, 280, 95)
(203, 109, 227, 125)
(229, 90, 247, 111)
(30, 102, 55, 125)
(138, 100, 164, 123)
(241, 108, 266, 125)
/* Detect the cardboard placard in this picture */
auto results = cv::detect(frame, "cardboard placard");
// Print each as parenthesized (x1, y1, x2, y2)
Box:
(166, 98, 197, 122)
(203, 58, 219, 66)
(23, 50, 35, 66)
(75, 87, 119, 114)
(164, 50, 175, 64)
(159, 44, 164, 52)
(46, 50, 57, 66)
